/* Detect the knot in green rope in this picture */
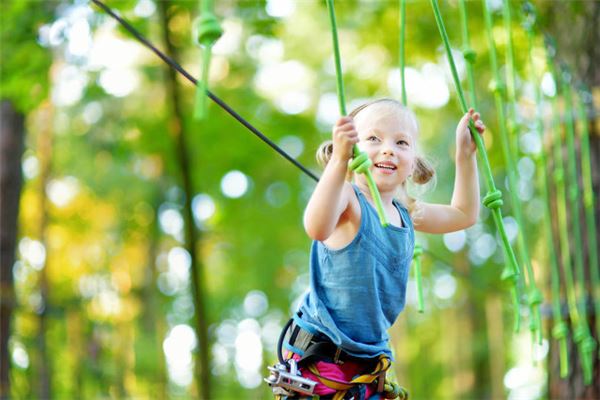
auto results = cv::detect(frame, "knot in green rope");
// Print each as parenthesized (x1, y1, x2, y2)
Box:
(488, 79, 505, 96)
(348, 151, 372, 174)
(573, 324, 587, 344)
(383, 381, 408, 399)
(551, 322, 568, 339)
(582, 336, 596, 354)
(462, 48, 477, 64)
(194, 13, 223, 47)
(193, 11, 223, 120)
(483, 190, 503, 210)
(527, 288, 542, 306)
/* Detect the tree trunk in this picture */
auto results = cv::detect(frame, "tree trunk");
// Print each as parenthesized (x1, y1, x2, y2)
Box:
(34, 103, 53, 400)
(0, 100, 26, 399)
(157, 2, 211, 399)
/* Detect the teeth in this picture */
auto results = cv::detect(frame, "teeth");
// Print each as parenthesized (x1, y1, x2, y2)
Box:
(376, 163, 395, 170)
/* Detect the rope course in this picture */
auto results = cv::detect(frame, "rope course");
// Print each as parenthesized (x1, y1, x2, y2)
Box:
(89, 0, 600, 388)
(543, 33, 597, 384)
(500, 0, 543, 344)
(574, 87, 600, 352)
(430, 0, 522, 330)
(560, 69, 596, 384)
(520, 3, 568, 377)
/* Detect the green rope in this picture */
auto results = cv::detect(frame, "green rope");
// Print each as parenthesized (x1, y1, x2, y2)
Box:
(500, 0, 542, 345)
(521, 3, 568, 376)
(399, 0, 407, 106)
(193, 0, 223, 120)
(560, 71, 596, 384)
(398, 0, 425, 313)
(544, 37, 595, 384)
(412, 244, 425, 313)
(457, 0, 477, 109)
(325, 0, 388, 227)
(430, 0, 521, 331)
(575, 87, 600, 359)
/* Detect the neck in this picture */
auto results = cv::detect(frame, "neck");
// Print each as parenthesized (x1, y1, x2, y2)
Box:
(355, 181, 397, 206)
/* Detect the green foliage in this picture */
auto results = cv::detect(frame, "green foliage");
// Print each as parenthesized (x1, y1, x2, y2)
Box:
(0, 0, 52, 112)
(8, 1, 595, 399)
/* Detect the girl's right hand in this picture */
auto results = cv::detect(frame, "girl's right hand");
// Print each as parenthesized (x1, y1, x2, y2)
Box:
(331, 116, 359, 162)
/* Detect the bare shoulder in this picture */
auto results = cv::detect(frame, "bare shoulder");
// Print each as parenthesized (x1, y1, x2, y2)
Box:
(323, 182, 361, 250)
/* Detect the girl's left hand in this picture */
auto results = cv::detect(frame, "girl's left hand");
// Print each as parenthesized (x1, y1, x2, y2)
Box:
(456, 108, 485, 157)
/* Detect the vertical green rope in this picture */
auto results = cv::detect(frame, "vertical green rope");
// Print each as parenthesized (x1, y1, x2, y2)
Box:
(193, 0, 223, 120)
(325, 0, 389, 227)
(457, 0, 477, 109)
(429, 0, 521, 330)
(399, 0, 424, 313)
(544, 37, 594, 383)
(481, 0, 530, 333)
(399, 0, 408, 106)
(575, 87, 600, 359)
(544, 39, 582, 368)
(560, 72, 596, 384)
(500, 0, 542, 345)
(521, 3, 568, 375)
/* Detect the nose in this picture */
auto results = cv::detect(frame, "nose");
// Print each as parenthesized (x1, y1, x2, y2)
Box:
(381, 141, 395, 156)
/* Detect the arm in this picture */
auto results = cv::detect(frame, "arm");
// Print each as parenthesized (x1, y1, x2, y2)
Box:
(415, 109, 485, 234)
(304, 117, 358, 241)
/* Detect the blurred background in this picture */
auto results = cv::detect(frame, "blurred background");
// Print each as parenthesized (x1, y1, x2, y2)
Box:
(1, 0, 599, 399)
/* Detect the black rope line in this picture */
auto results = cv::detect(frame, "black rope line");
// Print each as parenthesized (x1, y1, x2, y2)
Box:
(90, 0, 319, 182)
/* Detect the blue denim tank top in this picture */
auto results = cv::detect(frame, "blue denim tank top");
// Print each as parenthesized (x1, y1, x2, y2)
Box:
(297, 184, 415, 359)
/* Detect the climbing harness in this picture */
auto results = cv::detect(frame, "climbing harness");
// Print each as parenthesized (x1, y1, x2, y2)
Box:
(430, 0, 522, 330)
(265, 314, 408, 399)
(325, 0, 389, 227)
(265, 358, 317, 397)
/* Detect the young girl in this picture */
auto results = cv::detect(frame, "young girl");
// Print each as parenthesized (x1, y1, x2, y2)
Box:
(271, 98, 485, 399)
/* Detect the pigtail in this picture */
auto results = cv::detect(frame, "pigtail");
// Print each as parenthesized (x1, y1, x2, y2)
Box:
(403, 155, 436, 221)
(412, 156, 435, 184)
(316, 140, 334, 168)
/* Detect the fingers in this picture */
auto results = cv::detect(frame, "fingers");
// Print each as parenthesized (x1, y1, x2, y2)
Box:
(474, 119, 485, 134)
(467, 110, 485, 134)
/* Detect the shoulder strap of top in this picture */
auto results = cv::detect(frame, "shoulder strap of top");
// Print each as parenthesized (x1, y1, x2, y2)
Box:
(351, 184, 374, 226)
(393, 199, 414, 232)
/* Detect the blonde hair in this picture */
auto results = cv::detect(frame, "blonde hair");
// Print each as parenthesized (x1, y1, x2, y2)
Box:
(316, 98, 435, 218)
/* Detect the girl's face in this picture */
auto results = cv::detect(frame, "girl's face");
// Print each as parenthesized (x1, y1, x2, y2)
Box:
(353, 103, 417, 192)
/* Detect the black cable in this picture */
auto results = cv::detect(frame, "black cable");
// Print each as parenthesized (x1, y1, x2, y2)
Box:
(90, 0, 319, 182)
(277, 317, 294, 364)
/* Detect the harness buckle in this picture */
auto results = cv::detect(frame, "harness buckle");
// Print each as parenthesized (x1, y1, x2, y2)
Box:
(264, 359, 317, 396)
(333, 346, 344, 365)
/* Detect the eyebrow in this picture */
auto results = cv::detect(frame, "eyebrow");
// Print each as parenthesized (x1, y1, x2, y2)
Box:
(367, 129, 413, 141)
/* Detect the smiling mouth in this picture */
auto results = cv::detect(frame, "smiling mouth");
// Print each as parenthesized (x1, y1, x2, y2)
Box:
(374, 162, 397, 171)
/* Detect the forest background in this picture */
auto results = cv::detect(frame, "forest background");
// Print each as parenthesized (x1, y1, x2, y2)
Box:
(1, 0, 599, 399)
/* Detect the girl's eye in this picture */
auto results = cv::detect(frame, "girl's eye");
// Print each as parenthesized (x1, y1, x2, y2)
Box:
(397, 140, 409, 146)
(367, 136, 379, 142)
